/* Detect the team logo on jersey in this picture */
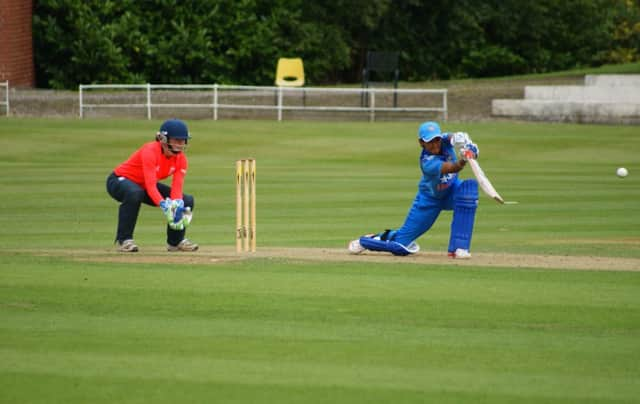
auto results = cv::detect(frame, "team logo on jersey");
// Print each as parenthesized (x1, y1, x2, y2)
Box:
(437, 173, 455, 191)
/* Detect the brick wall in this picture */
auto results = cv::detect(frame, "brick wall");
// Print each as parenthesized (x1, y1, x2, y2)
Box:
(0, 0, 35, 87)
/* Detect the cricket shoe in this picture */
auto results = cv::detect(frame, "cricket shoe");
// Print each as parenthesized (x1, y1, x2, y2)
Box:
(348, 233, 377, 254)
(448, 248, 471, 259)
(117, 239, 139, 253)
(167, 238, 199, 252)
(348, 239, 366, 254)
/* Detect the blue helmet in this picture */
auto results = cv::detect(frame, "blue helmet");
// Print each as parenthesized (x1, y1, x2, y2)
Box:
(158, 119, 191, 141)
(418, 121, 442, 142)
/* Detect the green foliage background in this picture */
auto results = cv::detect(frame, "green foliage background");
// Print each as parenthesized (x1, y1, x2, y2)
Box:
(33, 0, 640, 88)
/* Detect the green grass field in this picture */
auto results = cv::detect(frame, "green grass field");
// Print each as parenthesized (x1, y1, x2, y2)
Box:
(1, 118, 639, 403)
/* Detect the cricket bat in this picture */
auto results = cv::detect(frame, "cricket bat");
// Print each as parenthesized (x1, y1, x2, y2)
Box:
(467, 158, 505, 204)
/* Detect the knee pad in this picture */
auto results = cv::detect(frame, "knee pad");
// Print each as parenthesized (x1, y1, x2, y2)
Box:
(449, 179, 478, 252)
(183, 194, 195, 210)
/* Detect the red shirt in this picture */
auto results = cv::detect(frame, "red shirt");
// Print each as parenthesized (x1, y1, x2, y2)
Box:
(114, 141, 188, 206)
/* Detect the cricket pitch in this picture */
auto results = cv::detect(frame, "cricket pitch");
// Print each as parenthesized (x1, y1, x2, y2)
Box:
(21, 246, 640, 272)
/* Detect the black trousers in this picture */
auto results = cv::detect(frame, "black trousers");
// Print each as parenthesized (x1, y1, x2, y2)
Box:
(106, 172, 195, 246)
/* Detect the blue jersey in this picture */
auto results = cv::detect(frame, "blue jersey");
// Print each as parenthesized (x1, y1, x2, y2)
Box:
(418, 134, 461, 199)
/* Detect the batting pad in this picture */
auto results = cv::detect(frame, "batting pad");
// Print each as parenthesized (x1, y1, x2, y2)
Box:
(359, 236, 418, 256)
(448, 179, 478, 252)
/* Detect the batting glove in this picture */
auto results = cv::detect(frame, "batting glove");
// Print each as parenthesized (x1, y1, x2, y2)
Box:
(450, 132, 471, 149)
(460, 143, 479, 161)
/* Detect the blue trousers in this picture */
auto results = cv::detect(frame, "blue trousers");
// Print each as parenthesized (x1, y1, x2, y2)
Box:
(106, 172, 194, 246)
(392, 179, 476, 252)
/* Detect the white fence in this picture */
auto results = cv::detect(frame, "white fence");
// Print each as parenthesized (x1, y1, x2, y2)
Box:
(79, 84, 447, 121)
(0, 81, 8, 116)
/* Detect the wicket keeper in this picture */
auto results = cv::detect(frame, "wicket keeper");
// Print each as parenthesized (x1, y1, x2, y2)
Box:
(106, 119, 198, 252)
(349, 121, 479, 259)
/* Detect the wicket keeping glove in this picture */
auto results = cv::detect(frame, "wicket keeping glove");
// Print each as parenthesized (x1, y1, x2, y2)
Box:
(460, 143, 479, 161)
(160, 198, 174, 221)
(171, 202, 194, 230)
(160, 198, 187, 230)
(181, 207, 193, 228)
(170, 199, 186, 230)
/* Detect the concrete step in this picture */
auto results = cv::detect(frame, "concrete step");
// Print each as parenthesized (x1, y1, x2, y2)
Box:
(585, 74, 640, 86)
(524, 85, 640, 102)
(492, 99, 640, 124)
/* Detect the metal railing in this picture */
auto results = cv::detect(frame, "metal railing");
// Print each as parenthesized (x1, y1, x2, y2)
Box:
(0, 81, 8, 116)
(79, 83, 447, 121)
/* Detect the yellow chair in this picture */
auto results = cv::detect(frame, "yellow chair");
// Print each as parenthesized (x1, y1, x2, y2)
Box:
(275, 57, 306, 106)
(275, 57, 305, 87)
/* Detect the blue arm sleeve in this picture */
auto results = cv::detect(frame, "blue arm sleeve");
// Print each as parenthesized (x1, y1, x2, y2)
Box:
(421, 154, 444, 177)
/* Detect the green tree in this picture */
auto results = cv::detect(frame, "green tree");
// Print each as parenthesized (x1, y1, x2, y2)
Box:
(607, 0, 640, 63)
(32, 0, 633, 88)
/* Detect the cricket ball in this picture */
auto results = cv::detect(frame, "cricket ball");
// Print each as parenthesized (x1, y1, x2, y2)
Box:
(616, 167, 628, 178)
